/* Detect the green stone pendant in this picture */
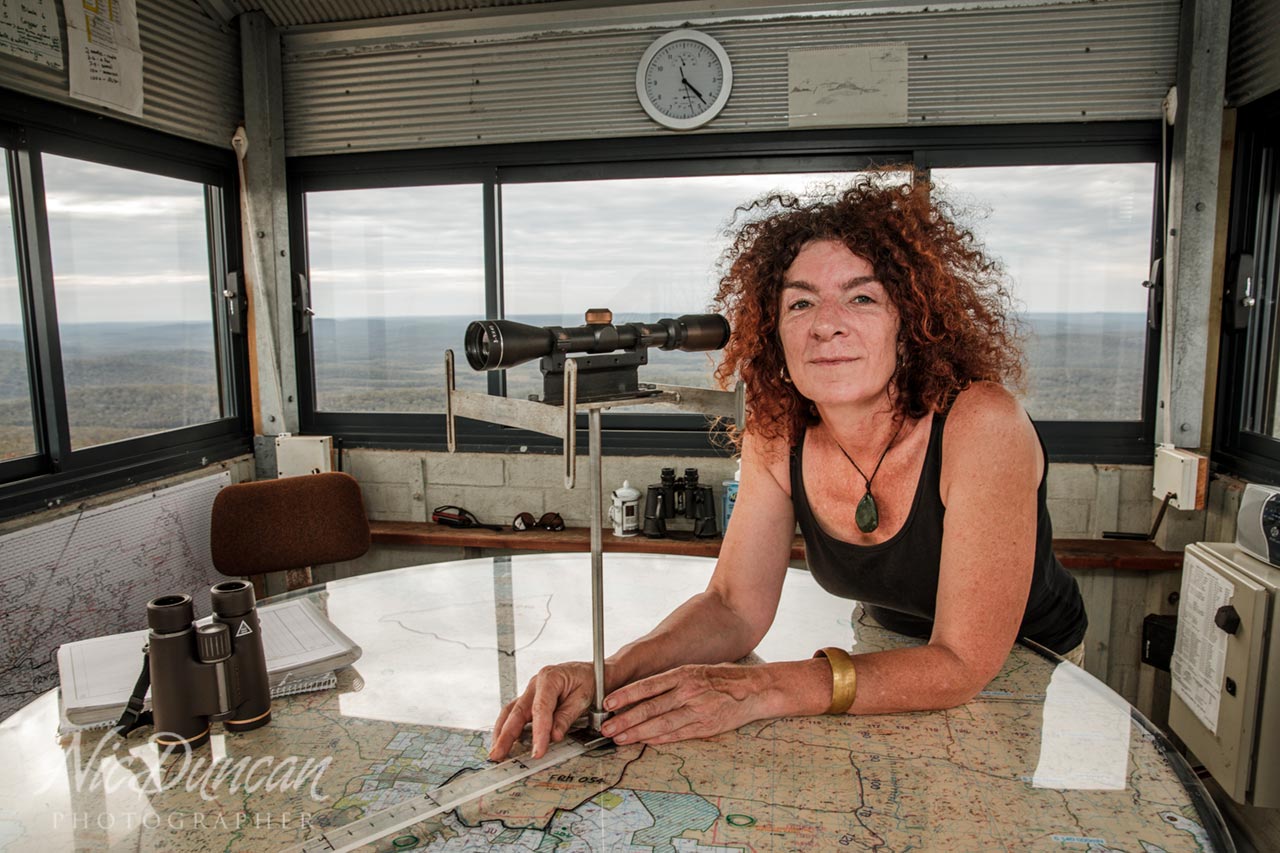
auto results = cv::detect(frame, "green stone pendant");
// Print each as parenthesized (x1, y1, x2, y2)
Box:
(855, 491, 879, 533)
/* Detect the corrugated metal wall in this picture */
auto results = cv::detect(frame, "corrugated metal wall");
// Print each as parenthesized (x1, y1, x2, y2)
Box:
(281, 0, 1181, 156)
(232, 0, 561, 27)
(0, 0, 241, 149)
(1227, 0, 1280, 107)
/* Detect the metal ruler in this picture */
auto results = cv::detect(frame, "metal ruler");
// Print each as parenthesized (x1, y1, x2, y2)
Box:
(283, 730, 612, 853)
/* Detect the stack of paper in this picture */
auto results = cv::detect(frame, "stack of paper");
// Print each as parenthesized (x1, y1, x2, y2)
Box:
(56, 597, 361, 733)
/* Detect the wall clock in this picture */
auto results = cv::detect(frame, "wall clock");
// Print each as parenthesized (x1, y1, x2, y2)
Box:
(635, 29, 733, 130)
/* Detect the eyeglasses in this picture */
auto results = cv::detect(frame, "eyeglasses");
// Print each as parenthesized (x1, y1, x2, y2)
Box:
(432, 505, 503, 532)
(512, 511, 565, 532)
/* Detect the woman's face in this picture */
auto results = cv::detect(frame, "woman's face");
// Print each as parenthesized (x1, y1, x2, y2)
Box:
(777, 239, 901, 409)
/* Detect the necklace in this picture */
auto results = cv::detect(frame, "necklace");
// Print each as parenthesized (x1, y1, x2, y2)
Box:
(832, 419, 905, 534)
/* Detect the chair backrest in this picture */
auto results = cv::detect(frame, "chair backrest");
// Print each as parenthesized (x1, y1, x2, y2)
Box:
(210, 472, 371, 578)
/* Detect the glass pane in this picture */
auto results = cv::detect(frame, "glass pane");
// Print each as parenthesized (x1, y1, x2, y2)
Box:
(933, 164, 1156, 421)
(42, 155, 220, 450)
(1240, 146, 1279, 438)
(305, 185, 486, 413)
(0, 158, 37, 461)
(501, 173, 859, 407)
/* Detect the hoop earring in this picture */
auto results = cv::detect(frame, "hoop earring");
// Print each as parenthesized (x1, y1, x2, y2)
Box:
(780, 366, 792, 385)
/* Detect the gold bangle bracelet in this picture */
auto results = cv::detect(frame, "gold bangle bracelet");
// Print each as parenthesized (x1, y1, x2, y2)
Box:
(813, 647, 858, 715)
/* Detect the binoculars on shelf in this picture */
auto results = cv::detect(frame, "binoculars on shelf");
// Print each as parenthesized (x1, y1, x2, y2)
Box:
(145, 580, 271, 749)
(643, 467, 719, 539)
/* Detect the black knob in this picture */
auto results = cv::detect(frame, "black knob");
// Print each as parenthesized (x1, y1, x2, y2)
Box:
(196, 622, 233, 663)
(1214, 604, 1241, 635)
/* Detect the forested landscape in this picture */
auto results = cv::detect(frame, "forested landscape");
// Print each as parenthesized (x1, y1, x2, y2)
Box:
(0, 312, 1146, 459)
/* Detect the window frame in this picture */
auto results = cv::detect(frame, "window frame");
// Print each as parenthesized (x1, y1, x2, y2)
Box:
(0, 90, 252, 519)
(1214, 91, 1280, 483)
(289, 122, 1161, 463)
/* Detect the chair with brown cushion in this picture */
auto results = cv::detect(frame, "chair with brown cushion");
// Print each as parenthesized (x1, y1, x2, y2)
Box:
(210, 472, 371, 593)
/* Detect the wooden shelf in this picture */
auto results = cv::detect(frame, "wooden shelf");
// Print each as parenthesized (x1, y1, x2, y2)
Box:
(370, 522, 1182, 571)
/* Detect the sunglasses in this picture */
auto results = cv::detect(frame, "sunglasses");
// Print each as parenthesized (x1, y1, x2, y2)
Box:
(512, 511, 565, 532)
(432, 505, 504, 532)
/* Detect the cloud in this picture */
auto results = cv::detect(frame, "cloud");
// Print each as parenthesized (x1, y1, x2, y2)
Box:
(934, 164, 1155, 314)
(9, 162, 1156, 323)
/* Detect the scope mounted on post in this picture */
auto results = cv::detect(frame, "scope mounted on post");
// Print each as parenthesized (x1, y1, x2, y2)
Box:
(464, 308, 730, 404)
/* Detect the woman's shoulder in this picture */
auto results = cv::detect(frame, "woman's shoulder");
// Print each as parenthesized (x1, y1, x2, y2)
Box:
(941, 382, 1038, 462)
(741, 427, 796, 498)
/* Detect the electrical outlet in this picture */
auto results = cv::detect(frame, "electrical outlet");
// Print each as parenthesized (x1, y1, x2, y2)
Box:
(1152, 445, 1207, 511)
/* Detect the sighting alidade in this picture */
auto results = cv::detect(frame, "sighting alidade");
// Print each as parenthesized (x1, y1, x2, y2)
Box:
(445, 308, 742, 734)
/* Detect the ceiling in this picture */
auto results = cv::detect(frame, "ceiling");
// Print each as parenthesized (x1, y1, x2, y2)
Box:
(199, 0, 661, 28)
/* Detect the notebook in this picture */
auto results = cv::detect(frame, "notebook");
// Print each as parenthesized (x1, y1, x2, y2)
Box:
(56, 596, 361, 731)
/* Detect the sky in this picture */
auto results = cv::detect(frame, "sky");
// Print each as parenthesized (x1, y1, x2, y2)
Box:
(0, 156, 1156, 326)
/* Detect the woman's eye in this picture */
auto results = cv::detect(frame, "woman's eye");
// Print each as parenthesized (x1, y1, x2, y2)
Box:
(851, 294, 874, 305)
(787, 298, 812, 311)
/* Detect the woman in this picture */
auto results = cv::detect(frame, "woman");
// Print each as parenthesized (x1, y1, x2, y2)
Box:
(488, 177, 1087, 762)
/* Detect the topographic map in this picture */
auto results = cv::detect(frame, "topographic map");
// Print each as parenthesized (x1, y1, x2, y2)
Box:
(0, 473, 228, 720)
(6, 557, 1221, 853)
(268, 645, 1212, 853)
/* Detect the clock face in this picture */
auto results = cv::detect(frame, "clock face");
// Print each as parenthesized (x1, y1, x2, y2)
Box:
(636, 30, 733, 130)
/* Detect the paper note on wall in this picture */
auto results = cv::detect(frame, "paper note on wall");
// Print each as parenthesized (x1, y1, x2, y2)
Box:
(62, 0, 142, 116)
(0, 0, 63, 68)
(1170, 551, 1233, 734)
(788, 44, 908, 128)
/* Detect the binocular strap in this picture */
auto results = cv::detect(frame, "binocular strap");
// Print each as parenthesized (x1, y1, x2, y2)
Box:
(113, 651, 155, 737)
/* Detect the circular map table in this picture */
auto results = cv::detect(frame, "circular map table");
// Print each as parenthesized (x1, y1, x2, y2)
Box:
(3, 553, 1231, 852)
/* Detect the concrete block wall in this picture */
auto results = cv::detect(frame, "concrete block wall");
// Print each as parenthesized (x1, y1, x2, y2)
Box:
(1039, 463, 1153, 539)
(342, 448, 740, 531)
(333, 448, 1156, 577)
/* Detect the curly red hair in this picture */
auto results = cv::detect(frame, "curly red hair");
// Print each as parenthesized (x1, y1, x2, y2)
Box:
(712, 175, 1024, 449)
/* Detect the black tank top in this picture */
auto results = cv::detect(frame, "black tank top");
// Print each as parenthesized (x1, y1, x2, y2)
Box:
(790, 412, 1087, 654)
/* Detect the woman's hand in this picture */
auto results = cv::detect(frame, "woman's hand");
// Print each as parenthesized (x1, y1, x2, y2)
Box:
(489, 661, 595, 761)
(599, 663, 786, 746)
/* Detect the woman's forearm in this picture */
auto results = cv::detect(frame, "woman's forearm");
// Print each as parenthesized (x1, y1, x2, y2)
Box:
(755, 644, 995, 720)
(604, 589, 762, 691)
(601, 591, 997, 726)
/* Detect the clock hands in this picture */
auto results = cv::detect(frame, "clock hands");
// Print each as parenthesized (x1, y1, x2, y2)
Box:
(679, 63, 708, 105)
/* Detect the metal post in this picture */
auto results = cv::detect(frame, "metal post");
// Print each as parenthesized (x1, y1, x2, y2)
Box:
(588, 406, 608, 732)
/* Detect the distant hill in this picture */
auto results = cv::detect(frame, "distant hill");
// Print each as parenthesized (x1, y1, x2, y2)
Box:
(0, 312, 1147, 458)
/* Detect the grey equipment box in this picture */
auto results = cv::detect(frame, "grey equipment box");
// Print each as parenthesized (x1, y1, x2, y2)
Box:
(1171, 542, 1280, 807)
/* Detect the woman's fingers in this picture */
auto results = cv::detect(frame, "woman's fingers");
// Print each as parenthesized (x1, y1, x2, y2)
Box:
(489, 696, 531, 760)
(490, 663, 596, 761)
(529, 674, 563, 758)
(492, 699, 514, 738)
(609, 702, 702, 744)
(601, 678, 686, 738)
(601, 664, 764, 747)
(624, 714, 710, 746)
(603, 668, 680, 713)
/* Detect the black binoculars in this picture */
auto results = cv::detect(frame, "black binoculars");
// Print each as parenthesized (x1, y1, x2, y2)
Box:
(643, 467, 719, 539)
(145, 580, 271, 749)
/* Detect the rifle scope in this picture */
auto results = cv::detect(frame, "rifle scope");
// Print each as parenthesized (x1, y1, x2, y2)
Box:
(464, 311, 730, 372)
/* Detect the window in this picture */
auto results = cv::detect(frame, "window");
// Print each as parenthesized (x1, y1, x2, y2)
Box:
(43, 155, 222, 449)
(1215, 91, 1280, 481)
(291, 125, 1159, 460)
(0, 162, 35, 462)
(0, 92, 249, 520)
(304, 184, 487, 414)
(501, 173, 850, 407)
(933, 163, 1157, 422)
